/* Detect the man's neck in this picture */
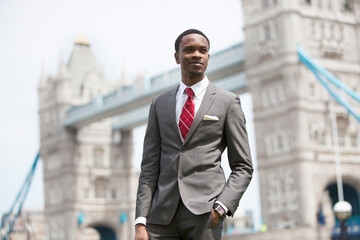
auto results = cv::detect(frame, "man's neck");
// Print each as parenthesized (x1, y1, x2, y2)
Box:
(181, 75, 206, 86)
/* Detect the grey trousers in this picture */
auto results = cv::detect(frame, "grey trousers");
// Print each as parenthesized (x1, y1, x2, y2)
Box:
(146, 200, 225, 240)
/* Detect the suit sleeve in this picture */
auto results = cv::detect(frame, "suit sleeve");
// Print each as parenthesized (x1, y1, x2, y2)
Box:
(216, 95, 253, 216)
(135, 97, 161, 219)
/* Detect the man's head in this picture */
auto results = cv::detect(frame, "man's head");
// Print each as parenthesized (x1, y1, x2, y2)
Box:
(174, 29, 210, 85)
(174, 29, 210, 53)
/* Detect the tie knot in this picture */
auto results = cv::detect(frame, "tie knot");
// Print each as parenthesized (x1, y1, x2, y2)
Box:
(185, 88, 194, 98)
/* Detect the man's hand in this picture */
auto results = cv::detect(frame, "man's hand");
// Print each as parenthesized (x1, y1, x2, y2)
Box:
(211, 208, 221, 228)
(135, 224, 148, 240)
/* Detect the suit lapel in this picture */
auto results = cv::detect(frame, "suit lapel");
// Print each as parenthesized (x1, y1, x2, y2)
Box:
(183, 82, 216, 145)
(168, 86, 183, 143)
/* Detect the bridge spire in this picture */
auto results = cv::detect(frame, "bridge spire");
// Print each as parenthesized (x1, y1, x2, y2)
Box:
(75, 32, 90, 46)
(57, 58, 70, 79)
(119, 63, 131, 87)
(38, 60, 47, 89)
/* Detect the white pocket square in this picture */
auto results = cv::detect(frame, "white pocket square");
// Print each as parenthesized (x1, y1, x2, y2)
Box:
(203, 115, 219, 121)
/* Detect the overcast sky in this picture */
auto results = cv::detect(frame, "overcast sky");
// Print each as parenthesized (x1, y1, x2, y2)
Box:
(0, 0, 261, 229)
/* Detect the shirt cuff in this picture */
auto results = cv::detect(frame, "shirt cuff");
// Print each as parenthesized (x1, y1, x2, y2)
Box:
(215, 201, 229, 214)
(135, 217, 147, 226)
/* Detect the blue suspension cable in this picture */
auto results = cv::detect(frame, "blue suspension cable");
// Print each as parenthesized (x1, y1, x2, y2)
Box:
(1, 151, 40, 240)
(297, 45, 360, 122)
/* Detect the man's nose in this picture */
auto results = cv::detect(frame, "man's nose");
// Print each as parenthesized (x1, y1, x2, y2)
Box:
(192, 50, 202, 58)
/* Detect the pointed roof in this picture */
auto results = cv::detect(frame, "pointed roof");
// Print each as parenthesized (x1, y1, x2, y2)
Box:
(38, 61, 48, 89)
(75, 32, 90, 46)
(120, 63, 131, 86)
(67, 35, 104, 96)
(57, 59, 70, 79)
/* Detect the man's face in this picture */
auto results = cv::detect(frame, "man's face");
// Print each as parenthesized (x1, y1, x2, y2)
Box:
(175, 33, 210, 79)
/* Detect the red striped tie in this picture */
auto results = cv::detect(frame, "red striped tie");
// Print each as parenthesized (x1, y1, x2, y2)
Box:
(179, 88, 195, 139)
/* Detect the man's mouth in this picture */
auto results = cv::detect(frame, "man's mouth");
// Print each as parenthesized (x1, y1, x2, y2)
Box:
(189, 62, 203, 66)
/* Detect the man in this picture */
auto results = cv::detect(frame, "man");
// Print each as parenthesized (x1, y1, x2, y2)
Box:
(135, 29, 253, 240)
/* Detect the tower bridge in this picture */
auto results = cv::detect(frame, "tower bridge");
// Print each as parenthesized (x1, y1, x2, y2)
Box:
(6, 1, 359, 240)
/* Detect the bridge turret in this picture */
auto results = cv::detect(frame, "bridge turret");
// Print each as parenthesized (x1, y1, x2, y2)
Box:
(243, 0, 360, 235)
(38, 35, 136, 239)
(38, 63, 47, 90)
(134, 70, 145, 95)
(67, 35, 113, 101)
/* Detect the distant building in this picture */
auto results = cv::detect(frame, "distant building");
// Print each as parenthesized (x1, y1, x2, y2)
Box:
(2, 210, 45, 240)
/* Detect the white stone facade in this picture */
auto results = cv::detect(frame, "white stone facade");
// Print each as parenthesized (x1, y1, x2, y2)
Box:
(243, 0, 360, 239)
(38, 40, 138, 240)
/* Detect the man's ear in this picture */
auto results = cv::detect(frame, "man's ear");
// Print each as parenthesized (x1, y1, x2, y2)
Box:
(174, 52, 180, 64)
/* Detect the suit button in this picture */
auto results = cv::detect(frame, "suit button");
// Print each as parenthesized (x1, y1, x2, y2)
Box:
(179, 175, 183, 180)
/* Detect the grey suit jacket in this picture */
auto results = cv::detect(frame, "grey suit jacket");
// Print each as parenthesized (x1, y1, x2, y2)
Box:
(135, 81, 253, 225)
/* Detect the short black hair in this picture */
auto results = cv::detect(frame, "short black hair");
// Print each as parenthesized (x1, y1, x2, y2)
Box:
(174, 29, 210, 52)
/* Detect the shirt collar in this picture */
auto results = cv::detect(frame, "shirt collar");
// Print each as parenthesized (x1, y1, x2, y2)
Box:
(179, 76, 209, 98)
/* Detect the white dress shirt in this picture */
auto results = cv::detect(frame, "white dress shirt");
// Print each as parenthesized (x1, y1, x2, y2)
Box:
(175, 76, 209, 130)
(135, 76, 228, 226)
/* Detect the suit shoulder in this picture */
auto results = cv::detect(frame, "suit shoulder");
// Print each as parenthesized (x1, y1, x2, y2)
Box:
(214, 84, 238, 101)
(152, 86, 178, 104)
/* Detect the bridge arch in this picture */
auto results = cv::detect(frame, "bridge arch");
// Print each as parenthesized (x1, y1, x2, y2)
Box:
(87, 222, 118, 240)
(324, 177, 360, 239)
(325, 182, 360, 217)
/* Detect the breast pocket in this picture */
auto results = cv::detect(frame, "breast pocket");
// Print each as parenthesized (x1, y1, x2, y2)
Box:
(201, 120, 222, 133)
(192, 120, 222, 145)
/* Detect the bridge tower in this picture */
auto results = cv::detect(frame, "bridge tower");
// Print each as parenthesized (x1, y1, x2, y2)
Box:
(243, 0, 360, 238)
(38, 35, 136, 240)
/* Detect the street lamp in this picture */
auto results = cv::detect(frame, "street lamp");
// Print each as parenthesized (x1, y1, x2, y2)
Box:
(333, 201, 352, 240)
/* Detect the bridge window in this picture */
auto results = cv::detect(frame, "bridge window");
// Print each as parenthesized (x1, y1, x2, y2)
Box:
(75, 152, 82, 166)
(268, 169, 298, 213)
(262, 90, 270, 107)
(94, 148, 104, 167)
(262, 0, 269, 8)
(277, 135, 284, 151)
(264, 24, 271, 41)
(83, 188, 90, 198)
(47, 154, 61, 171)
(330, 24, 335, 39)
(328, 0, 332, 10)
(113, 154, 121, 167)
(95, 178, 108, 198)
(336, 116, 348, 147)
(344, 0, 354, 11)
(338, 129, 346, 147)
(111, 189, 117, 199)
(54, 186, 63, 205)
(49, 216, 64, 239)
(311, 21, 316, 38)
(309, 83, 316, 97)
(319, 132, 327, 145)
(320, 23, 325, 38)
(266, 132, 292, 156)
(269, 88, 276, 104)
(318, 0, 322, 8)
(350, 134, 358, 147)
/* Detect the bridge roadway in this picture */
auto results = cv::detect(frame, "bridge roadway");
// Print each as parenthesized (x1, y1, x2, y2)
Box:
(63, 43, 248, 130)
